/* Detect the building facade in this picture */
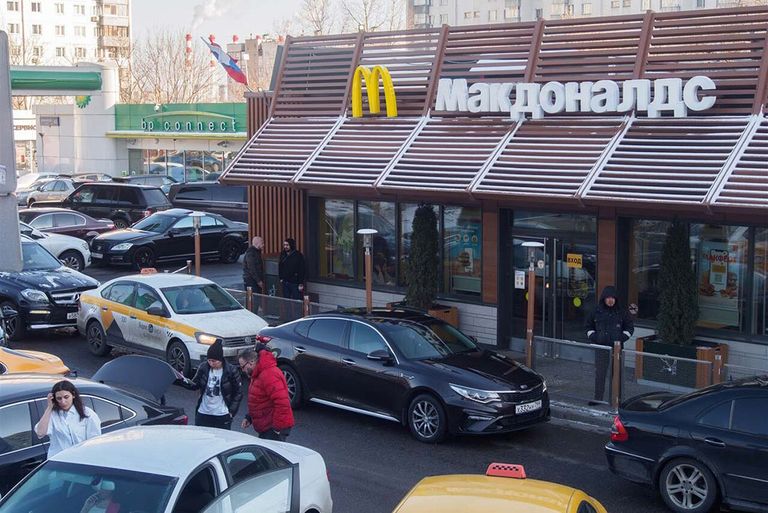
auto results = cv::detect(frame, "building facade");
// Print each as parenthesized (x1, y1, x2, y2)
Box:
(407, 0, 768, 29)
(226, 34, 284, 93)
(223, 6, 768, 370)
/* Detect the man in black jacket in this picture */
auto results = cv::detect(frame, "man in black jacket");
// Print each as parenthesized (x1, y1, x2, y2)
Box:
(584, 286, 634, 405)
(243, 236, 265, 314)
(279, 238, 306, 318)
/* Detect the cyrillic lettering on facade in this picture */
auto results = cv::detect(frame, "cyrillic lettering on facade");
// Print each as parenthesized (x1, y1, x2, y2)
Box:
(565, 81, 594, 113)
(683, 75, 717, 112)
(510, 83, 543, 120)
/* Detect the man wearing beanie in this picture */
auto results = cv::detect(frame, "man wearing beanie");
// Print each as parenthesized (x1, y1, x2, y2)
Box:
(181, 340, 243, 429)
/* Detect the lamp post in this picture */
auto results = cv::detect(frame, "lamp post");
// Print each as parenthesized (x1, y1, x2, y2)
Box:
(522, 241, 544, 368)
(189, 211, 205, 276)
(357, 228, 378, 314)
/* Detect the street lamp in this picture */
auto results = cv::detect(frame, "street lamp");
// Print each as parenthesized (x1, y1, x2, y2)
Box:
(189, 211, 205, 276)
(522, 241, 544, 368)
(357, 228, 378, 314)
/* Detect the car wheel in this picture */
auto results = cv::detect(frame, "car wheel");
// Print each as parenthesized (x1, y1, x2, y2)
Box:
(59, 250, 85, 271)
(407, 393, 447, 443)
(0, 301, 25, 341)
(132, 247, 156, 270)
(219, 239, 241, 264)
(279, 364, 304, 409)
(167, 340, 191, 377)
(112, 217, 129, 229)
(659, 458, 718, 513)
(86, 320, 111, 357)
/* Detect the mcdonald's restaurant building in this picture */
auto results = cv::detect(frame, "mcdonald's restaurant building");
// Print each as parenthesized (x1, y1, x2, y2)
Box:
(222, 6, 768, 370)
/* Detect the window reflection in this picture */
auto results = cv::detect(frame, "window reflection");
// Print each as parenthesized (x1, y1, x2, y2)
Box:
(755, 228, 767, 336)
(628, 219, 671, 321)
(399, 204, 419, 287)
(358, 201, 396, 286)
(316, 199, 355, 280)
(444, 206, 481, 296)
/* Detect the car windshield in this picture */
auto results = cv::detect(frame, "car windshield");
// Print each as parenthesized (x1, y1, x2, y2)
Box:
(162, 284, 243, 314)
(21, 242, 62, 271)
(143, 189, 170, 206)
(0, 461, 176, 513)
(132, 214, 176, 233)
(378, 320, 478, 360)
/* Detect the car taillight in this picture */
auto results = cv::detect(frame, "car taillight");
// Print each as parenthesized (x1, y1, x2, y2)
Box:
(171, 414, 189, 425)
(107, 223, 115, 230)
(611, 415, 628, 442)
(256, 335, 272, 344)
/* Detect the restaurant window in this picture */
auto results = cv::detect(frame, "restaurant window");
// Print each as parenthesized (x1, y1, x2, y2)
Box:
(627, 219, 671, 321)
(399, 204, 419, 287)
(755, 228, 767, 337)
(691, 224, 748, 333)
(315, 199, 355, 281)
(582, 2, 592, 14)
(443, 207, 482, 297)
(357, 201, 396, 286)
(513, 211, 596, 233)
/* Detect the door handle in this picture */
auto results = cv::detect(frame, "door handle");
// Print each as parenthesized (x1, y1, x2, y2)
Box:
(130, 315, 137, 320)
(101, 306, 108, 311)
(342, 358, 357, 366)
(294, 346, 307, 354)
(704, 437, 726, 448)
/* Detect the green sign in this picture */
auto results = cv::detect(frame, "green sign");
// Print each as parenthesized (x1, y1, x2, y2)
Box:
(114, 103, 247, 135)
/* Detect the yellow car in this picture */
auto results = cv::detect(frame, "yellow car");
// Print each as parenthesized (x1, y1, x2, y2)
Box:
(0, 347, 70, 375)
(393, 463, 607, 513)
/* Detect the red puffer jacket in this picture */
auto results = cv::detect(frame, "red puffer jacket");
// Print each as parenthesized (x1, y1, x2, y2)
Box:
(247, 349, 295, 433)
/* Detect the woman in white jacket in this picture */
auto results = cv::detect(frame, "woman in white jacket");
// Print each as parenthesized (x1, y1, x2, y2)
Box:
(34, 380, 101, 458)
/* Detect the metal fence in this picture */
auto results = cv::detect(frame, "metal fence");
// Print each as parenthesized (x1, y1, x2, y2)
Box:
(223, 287, 337, 325)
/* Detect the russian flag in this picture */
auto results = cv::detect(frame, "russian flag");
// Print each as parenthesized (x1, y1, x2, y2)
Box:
(201, 37, 248, 86)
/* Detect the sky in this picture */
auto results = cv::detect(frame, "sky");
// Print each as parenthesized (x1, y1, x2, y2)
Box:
(131, 0, 304, 41)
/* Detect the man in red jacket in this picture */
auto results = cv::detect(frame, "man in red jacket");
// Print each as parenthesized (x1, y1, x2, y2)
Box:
(238, 344, 295, 441)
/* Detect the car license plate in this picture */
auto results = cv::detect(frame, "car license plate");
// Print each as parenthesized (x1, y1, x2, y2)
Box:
(91, 252, 103, 259)
(67, 312, 78, 320)
(515, 400, 542, 415)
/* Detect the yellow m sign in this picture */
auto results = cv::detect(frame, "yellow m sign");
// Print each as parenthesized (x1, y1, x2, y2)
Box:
(351, 65, 398, 118)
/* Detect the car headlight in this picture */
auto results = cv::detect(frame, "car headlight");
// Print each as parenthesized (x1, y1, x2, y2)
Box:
(111, 243, 133, 251)
(449, 384, 502, 404)
(195, 332, 221, 345)
(21, 289, 49, 304)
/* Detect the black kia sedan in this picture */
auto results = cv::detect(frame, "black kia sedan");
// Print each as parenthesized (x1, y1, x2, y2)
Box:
(605, 376, 768, 513)
(0, 357, 187, 495)
(260, 308, 549, 443)
(89, 209, 248, 269)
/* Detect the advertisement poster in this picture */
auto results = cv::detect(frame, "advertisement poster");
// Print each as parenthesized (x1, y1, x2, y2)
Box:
(698, 241, 743, 327)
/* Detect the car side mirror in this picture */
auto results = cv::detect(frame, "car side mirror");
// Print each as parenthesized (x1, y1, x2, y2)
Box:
(367, 349, 394, 364)
(168, 228, 180, 237)
(146, 306, 168, 318)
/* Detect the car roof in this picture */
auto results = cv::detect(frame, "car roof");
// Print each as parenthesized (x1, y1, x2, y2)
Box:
(102, 272, 215, 289)
(80, 182, 159, 190)
(394, 475, 580, 513)
(19, 207, 83, 215)
(51, 426, 307, 477)
(0, 373, 115, 403)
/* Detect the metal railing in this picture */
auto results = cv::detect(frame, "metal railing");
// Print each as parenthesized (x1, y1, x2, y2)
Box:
(223, 285, 337, 326)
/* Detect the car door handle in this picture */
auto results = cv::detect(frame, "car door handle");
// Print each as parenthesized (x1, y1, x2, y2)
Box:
(130, 315, 137, 319)
(295, 346, 307, 354)
(101, 306, 108, 311)
(342, 358, 357, 366)
(704, 437, 726, 448)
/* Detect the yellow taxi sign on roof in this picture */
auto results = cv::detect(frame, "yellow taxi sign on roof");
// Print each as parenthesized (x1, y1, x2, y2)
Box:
(140, 268, 158, 275)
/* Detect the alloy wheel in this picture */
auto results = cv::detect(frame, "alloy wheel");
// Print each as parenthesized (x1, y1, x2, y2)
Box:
(665, 463, 710, 510)
(411, 400, 439, 439)
(282, 369, 297, 402)
(61, 254, 82, 270)
(169, 345, 187, 372)
(88, 325, 104, 350)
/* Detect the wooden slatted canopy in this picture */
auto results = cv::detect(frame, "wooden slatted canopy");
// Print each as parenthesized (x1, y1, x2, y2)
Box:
(222, 5, 768, 213)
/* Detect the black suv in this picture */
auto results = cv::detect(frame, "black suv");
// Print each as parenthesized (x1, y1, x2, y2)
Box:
(0, 240, 99, 340)
(168, 182, 247, 223)
(52, 183, 171, 229)
(260, 308, 550, 443)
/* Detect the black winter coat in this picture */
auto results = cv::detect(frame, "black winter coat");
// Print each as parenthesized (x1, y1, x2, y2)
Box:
(185, 361, 243, 416)
(279, 250, 306, 284)
(243, 247, 265, 284)
(584, 286, 634, 346)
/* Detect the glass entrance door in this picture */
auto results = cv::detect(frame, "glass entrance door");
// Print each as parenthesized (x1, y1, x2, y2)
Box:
(510, 237, 597, 343)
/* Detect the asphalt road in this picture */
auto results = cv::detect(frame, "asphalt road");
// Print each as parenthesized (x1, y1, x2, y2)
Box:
(11, 261, 672, 513)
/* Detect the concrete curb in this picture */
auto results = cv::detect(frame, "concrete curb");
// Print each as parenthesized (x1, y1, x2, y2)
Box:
(550, 400, 615, 432)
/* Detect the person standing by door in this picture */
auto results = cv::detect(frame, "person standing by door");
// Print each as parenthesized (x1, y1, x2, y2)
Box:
(182, 340, 243, 429)
(279, 238, 305, 320)
(35, 381, 101, 458)
(584, 286, 634, 405)
(243, 236, 265, 314)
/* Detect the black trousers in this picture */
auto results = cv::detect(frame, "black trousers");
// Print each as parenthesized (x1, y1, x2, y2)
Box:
(196, 412, 232, 430)
(259, 428, 289, 442)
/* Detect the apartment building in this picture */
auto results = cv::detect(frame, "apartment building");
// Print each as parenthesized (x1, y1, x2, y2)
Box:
(226, 34, 285, 93)
(408, 0, 767, 28)
(1, 0, 130, 66)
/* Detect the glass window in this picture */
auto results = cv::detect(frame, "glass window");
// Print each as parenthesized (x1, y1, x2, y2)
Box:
(731, 398, 768, 436)
(627, 219, 671, 321)
(398, 204, 419, 286)
(173, 217, 194, 230)
(357, 201, 396, 286)
(135, 285, 163, 311)
(175, 186, 210, 201)
(224, 447, 274, 484)
(88, 397, 123, 428)
(697, 400, 731, 429)
(514, 211, 595, 233)
(348, 323, 387, 354)
(54, 213, 85, 227)
(104, 282, 136, 306)
(754, 228, 767, 337)
(444, 206, 482, 296)
(134, 214, 176, 233)
(21, 242, 62, 271)
(162, 284, 242, 314)
(294, 320, 311, 338)
(582, 2, 592, 14)
(306, 319, 347, 347)
(29, 214, 54, 229)
(0, 403, 34, 453)
(201, 467, 293, 513)
(380, 320, 477, 360)
(212, 186, 246, 203)
(315, 199, 355, 281)
(577, 501, 599, 513)
(142, 189, 170, 207)
(691, 224, 748, 332)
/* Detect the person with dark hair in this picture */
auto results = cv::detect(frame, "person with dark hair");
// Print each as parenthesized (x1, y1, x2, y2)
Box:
(34, 380, 101, 457)
(238, 344, 294, 441)
(181, 340, 242, 430)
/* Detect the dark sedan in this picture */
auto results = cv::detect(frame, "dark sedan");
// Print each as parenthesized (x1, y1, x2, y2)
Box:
(260, 308, 549, 443)
(605, 376, 768, 513)
(0, 357, 187, 494)
(18, 208, 115, 241)
(89, 209, 248, 269)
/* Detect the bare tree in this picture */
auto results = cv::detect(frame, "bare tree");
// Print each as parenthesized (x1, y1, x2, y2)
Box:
(340, 0, 388, 32)
(298, 0, 337, 35)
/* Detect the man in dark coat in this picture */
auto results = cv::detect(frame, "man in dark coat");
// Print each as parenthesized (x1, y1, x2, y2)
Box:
(243, 236, 265, 314)
(584, 285, 634, 405)
(239, 344, 295, 441)
(278, 238, 306, 320)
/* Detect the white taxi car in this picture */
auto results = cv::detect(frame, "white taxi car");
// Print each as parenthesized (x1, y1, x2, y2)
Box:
(78, 271, 267, 376)
(0, 425, 333, 513)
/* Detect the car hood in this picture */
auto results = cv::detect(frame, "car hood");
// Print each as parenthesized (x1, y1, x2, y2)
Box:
(0, 266, 99, 291)
(95, 229, 153, 243)
(420, 350, 542, 390)
(175, 309, 268, 337)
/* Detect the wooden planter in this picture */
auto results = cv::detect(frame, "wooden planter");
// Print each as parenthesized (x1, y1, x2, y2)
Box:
(635, 335, 728, 389)
(428, 305, 460, 328)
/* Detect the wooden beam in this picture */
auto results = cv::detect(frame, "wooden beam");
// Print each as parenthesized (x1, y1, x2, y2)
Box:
(339, 31, 366, 117)
(523, 18, 545, 83)
(753, 33, 768, 114)
(267, 36, 291, 119)
(633, 10, 655, 79)
(422, 24, 450, 115)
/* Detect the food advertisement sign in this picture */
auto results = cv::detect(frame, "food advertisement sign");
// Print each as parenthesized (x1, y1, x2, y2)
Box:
(698, 241, 743, 327)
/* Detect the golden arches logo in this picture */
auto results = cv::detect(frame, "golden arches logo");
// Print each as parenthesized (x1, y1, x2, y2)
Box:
(351, 65, 398, 118)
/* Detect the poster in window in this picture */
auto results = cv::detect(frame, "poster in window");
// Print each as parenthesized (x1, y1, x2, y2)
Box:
(697, 241, 743, 327)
